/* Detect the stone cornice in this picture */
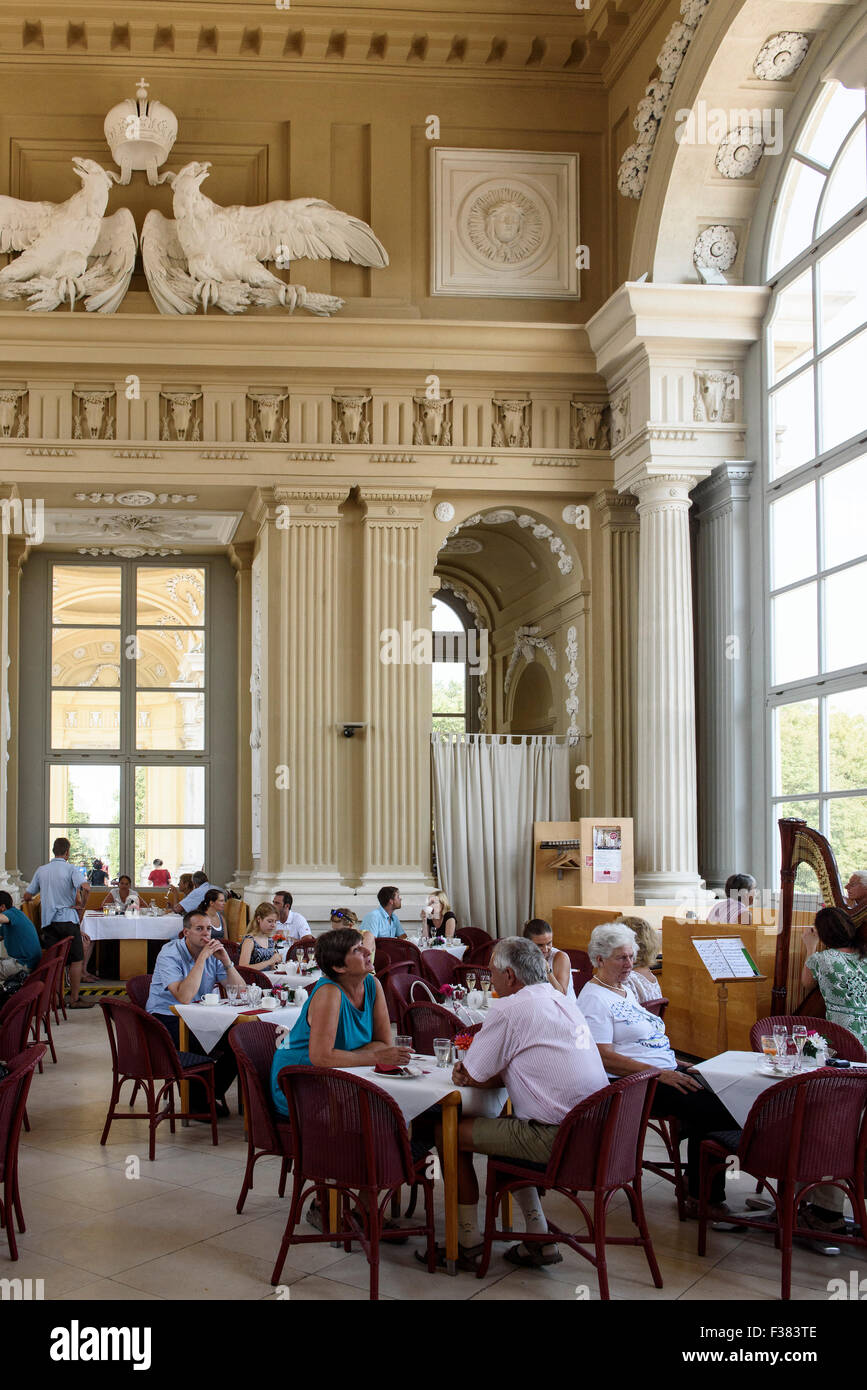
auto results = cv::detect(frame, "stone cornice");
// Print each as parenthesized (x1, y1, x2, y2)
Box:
(0, 0, 655, 79)
(586, 283, 771, 384)
(0, 312, 595, 379)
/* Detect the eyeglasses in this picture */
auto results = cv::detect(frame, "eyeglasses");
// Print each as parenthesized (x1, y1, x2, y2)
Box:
(330, 909, 352, 921)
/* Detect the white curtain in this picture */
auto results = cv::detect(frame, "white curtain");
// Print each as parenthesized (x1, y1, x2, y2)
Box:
(431, 733, 570, 938)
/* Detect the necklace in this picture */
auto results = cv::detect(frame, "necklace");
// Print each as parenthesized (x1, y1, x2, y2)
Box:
(593, 973, 625, 995)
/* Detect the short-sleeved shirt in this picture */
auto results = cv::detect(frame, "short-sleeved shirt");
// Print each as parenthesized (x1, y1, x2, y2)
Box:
(145, 938, 227, 1015)
(178, 882, 216, 914)
(27, 857, 86, 925)
(706, 897, 752, 924)
(578, 980, 677, 1072)
(0, 906, 42, 972)
(276, 911, 310, 941)
(360, 905, 403, 939)
(148, 869, 171, 886)
(270, 974, 379, 1116)
(463, 982, 607, 1123)
(804, 949, 867, 1048)
(625, 971, 663, 1005)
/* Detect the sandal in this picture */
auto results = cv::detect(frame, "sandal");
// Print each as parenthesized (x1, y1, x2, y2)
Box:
(415, 1242, 485, 1272)
(504, 1243, 563, 1268)
(67, 999, 95, 1009)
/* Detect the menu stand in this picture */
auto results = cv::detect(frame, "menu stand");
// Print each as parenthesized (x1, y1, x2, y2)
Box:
(713, 975, 767, 1054)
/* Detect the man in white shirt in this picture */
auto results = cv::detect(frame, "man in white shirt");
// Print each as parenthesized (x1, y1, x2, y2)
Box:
(178, 871, 216, 915)
(272, 890, 310, 941)
(443, 936, 606, 1271)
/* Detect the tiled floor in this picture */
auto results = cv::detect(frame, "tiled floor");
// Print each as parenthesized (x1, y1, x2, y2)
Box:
(7, 1005, 865, 1301)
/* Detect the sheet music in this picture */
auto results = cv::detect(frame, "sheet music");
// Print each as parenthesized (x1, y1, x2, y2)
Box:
(691, 937, 760, 980)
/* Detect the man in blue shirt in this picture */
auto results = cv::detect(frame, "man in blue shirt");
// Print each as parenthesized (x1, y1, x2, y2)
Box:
(360, 885, 406, 958)
(23, 837, 92, 1008)
(0, 891, 41, 974)
(146, 909, 246, 1114)
(177, 870, 216, 915)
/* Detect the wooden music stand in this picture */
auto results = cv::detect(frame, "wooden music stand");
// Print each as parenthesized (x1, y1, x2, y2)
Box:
(714, 974, 767, 1053)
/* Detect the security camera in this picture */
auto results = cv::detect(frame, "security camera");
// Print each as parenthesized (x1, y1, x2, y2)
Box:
(340, 722, 367, 738)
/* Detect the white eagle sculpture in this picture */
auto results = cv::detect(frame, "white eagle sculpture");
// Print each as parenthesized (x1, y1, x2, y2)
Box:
(142, 161, 389, 315)
(0, 157, 136, 313)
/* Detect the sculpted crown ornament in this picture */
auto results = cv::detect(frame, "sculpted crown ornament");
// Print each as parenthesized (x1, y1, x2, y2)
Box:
(104, 79, 178, 186)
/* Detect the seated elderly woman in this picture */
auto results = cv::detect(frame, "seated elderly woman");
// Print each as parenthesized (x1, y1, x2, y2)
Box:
(616, 916, 662, 1004)
(270, 925, 411, 1231)
(578, 921, 742, 1223)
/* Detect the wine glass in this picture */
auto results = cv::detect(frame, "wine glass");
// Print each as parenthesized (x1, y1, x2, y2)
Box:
(295, 948, 304, 968)
(465, 971, 476, 993)
(772, 1024, 789, 1060)
(791, 1024, 808, 1071)
(306, 946, 316, 966)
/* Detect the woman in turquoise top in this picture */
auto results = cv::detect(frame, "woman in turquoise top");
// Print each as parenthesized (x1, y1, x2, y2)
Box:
(270, 926, 410, 1117)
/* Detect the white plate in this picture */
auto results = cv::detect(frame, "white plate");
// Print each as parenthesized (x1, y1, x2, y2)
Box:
(756, 1062, 788, 1077)
(372, 1065, 423, 1080)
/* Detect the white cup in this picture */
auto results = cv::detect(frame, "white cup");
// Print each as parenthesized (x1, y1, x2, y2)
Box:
(203, 993, 220, 1007)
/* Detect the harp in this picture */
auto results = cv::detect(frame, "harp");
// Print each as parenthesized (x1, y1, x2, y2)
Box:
(773, 817, 867, 1015)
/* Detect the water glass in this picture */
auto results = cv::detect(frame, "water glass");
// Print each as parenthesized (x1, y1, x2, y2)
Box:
(227, 987, 240, 1006)
(433, 1038, 452, 1069)
(760, 1034, 777, 1060)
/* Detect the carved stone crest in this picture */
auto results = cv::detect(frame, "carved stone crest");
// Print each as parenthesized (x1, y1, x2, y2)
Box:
(247, 390, 289, 444)
(332, 392, 371, 446)
(492, 398, 531, 449)
(413, 394, 452, 447)
(160, 390, 202, 442)
(570, 400, 610, 450)
(72, 388, 116, 441)
(694, 371, 737, 423)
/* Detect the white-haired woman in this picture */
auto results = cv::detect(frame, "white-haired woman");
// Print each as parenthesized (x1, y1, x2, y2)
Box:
(578, 921, 741, 1223)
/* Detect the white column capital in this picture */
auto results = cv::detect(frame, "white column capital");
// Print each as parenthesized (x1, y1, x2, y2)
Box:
(690, 461, 755, 518)
(629, 471, 702, 511)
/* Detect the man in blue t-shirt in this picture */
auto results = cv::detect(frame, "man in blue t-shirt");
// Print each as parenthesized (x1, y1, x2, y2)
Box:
(360, 885, 406, 959)
(0, 891, 42, 974)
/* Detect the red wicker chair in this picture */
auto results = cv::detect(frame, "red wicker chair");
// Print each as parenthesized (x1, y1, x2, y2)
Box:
(0, 1044, 47, 1258)
(402, 1001, 467, 1054)
(456, 928, 491, 951)
(373, 939, 422, 974)
(420, 949, 458, 992)
(749, 1015, 866, 1063)
(562, 948, 593, 995)
(236, 965, 271, 986)
(223, 939, 242, 965)
(228, 1021, 294, 1212)
(125, 974, 152, 1010)
(463, 940, 495, 968)
(377, 962, 416, 1027)
(271, 1066, 437, 1300)
(476, 1070, 662, 1299)
(26, 960, 62, 1068)
(39, 935, 73, 1022)
(697, 1069, 867, 1299)
(0, 983, 42, 1134)
(642, 996, 670, 1020)
(98, 997, 219, 1160)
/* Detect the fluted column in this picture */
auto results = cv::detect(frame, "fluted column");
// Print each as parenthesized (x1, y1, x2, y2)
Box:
(691, 463, 754, 888)
(0, 537, 26, 894)
(358, 487, 435, 892)
(228, 542, 253, 893)
(249, 487, 346, 897)
(632, 473, 703, 899)
(592, 490, 639, 817)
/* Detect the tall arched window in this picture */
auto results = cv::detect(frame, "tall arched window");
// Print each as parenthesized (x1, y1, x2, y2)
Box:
(763, 81, 867, 882)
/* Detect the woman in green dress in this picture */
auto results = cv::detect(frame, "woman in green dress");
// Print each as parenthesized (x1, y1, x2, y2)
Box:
(802, 906, 867, 1049)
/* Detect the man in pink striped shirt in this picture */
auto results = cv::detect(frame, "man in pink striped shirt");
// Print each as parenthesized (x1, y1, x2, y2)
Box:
(449, 936, 606, 1270)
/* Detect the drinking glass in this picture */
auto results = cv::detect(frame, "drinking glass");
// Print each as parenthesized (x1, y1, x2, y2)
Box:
(433, 1038, 452, 1068)
(306, 947, 316, 965)
(465, 972, 477, 993)
(395, 1035, 412, 1054)
(295, 949, 304, 967)
(792, 1024, 808, 1071)
(228, 987, 240, 1006)
(760, 1035, 778, 1062)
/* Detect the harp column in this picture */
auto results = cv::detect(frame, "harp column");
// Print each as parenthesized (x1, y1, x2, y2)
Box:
(357, 487, 436, 896)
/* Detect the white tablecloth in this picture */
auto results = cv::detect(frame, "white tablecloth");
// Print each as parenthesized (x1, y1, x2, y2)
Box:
(265, 966, 322, 989)
(175, 1001, 303, 1052)
(84, 910, 182, 942)
(412, 939, 466, 960)
(692, 1050, 867, 1127)
(344, 1059, 506, 1124)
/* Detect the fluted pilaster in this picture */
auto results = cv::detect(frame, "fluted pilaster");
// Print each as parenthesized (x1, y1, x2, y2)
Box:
(592, 490, 639, 817)
(359, 487, 434, 888)
(632, 473, 702, 898)
(691, 463, 754, 888)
